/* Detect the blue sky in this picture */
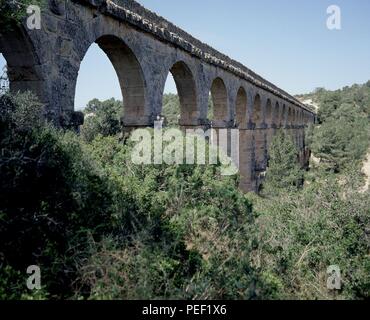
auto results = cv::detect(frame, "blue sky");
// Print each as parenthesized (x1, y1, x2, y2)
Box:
(1, 0, 370, 109)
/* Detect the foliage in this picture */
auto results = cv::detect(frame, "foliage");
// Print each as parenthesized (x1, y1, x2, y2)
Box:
(0, 92, 264, 300)
(305, 82, 370, 173)
(77, 134, 260, 299)
(0, 92, 117, 298)
(162, 93, 180, 127)
(263, 130, 303, 193)
(81, 98, 123, 142)
(1, 80, 370, 300)
(250, 171, 370, 300)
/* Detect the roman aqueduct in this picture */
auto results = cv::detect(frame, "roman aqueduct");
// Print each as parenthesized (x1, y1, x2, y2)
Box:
(0, 0, 316, 192)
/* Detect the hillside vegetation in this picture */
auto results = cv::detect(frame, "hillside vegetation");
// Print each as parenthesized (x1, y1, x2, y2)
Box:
(0, 81, 369, 300)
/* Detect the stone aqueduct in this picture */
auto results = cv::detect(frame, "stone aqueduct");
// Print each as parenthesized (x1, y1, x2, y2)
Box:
(0, 0, 316, 192)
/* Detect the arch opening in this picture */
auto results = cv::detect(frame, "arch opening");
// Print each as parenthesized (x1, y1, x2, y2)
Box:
(209, 77, 228, 123)
(287, 107, 293, 126)
(163, 61, 197, 127)
(281, 104, 287, 127)
(272, 102, 279, 126)
(265, 99, 272, 126)
(252, 94, 262, 126)
(235, 87, 247, 126)
(75, 35, 146, 125)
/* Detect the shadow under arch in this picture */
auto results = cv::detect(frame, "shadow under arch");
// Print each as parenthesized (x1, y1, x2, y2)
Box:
(287, 106, 293, 126)
(75, 35, 146, 125)
(273, 101, 279, 127)
(280, 104, 287, 127)
(0, 25, 44, 100)
(166, 61, 198, 125)
(209, 77, 228, 123)
(235, 86, 248, 127)
(252, 94, 262, 126)
(265, 98, 272, 126)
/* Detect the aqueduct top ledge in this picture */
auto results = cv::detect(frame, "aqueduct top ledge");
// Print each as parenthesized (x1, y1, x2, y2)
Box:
(73, 0, 315, 116)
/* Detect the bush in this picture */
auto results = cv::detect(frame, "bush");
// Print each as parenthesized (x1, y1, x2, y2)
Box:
(76, 134, 261, 299)
(263, 130, 303, 193)
(251, 175, 370, 299)
(0, 93, 118, 298)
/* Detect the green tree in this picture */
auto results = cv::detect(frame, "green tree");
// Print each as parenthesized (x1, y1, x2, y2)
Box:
(263, 130, 303, 192)
(81, 98, 123, 142)
(162, 93, 180, 127)
(0, 92, 118, 298)
(310, 103, 369, 172)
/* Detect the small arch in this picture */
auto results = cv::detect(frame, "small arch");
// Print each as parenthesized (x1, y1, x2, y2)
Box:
(209, 77, 228, 122)
(291, 108, 296, 125)
(265, 99, 272, 126)
(168, 61, 197, 124)
(252, 94, 262, 126)
(280, 104, 286, 127)
(298, 110, 303, 126)
(287, 106, 293, 126)
(235, 86, 248, 126)
(273, 101, 279, 126)
(294, 108, 299, 125)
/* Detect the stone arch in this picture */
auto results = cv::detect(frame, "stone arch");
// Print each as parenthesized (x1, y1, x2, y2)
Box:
(167, 61, 197, 124)
(235, 86, 248, 126)
(0, 26, 45, 101)
(75, 35, 146, 124)
(298, 110, 303, 126)
(291, 108, 296, 126)
(265, 98, 273, 126)
(280, 104, 286, 127)
(252, 94, 263, 126)
(294, 108, 299, 126)
(209, 77, 228, 122)
(287, 106, 293, 126)
(273, 101, 279, 126)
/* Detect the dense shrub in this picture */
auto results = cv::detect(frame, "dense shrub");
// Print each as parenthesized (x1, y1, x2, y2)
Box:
(76, 134, 260, 299)
(1, 93, 263, 299)
(0, 93, 118, 298)
(250, 172, 370, 299)
(1, 83, 369, 300)
(263, 130, 303, 193)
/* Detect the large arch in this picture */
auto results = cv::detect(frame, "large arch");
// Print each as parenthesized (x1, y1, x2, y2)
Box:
(209, 77, 228, 122)
(74, 35, 146, 124)
(265, 99, 273, 126)
(167, 61, 197, 124)
(235, 86, 248, 126)
(252, 94, 262, 126)
(0, 26, 45, 101)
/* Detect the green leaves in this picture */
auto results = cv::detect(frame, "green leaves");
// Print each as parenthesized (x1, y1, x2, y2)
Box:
(263, 130, 303, 193)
